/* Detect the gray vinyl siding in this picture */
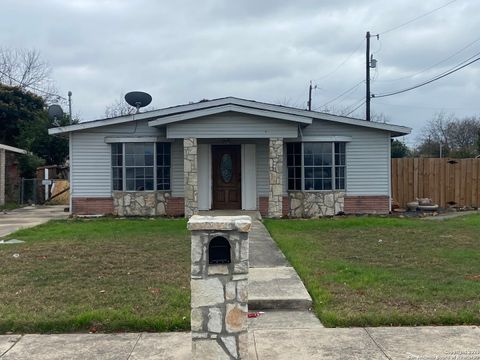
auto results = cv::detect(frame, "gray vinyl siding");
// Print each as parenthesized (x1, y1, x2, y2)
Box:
(255, 140, 269, 197)
(166, 112, 298, 139)
(301, 119, 391, 196)
(71, 131, 111, 197)
(71, 120, 174, 197)
(171, 139, 184, 197)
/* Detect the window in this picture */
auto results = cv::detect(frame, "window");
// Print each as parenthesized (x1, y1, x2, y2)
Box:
(287, 142, 346, 191)
(111, 142, 171, 191)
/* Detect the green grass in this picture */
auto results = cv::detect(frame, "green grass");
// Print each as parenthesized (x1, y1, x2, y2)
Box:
(0, 202, 23, 211)
(264, 215, 480, 327)
(0, 218, 190, 334)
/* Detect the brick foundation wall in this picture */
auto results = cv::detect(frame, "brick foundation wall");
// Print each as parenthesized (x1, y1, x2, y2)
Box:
(166, 197, 185, 217)
(72, 197, 114, 215)
(344, 195, 389, 214)
(259, 196, 288, 217)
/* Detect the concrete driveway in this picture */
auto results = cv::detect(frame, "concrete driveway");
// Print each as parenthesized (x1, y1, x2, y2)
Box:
(0, 205, 68, 238)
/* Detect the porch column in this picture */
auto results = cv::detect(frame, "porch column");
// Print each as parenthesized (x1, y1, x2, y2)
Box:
(0, 148, 5, 206)
(184, 137, 198, 218)
(268, 137, 283, 218)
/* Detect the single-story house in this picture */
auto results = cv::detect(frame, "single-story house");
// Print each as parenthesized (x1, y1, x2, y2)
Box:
(48, 97, 411, 218)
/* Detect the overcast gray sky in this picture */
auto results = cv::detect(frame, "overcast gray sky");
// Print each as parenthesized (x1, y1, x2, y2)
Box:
(1, 0, 479, 144)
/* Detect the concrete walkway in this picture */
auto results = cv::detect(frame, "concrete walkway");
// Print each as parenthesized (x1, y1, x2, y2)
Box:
(248, 220, 314, 313)
(0, 205, 68, 238)
(1, 326, 479, 359)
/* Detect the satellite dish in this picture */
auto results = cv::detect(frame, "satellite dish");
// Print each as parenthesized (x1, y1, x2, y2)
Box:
(124, 91, 152, 113)
(48, 104, 64, 123)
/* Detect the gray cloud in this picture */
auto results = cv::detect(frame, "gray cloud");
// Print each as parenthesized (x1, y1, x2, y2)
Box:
(1, 0, 479, 144)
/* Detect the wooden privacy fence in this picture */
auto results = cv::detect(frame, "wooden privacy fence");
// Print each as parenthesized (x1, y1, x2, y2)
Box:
(391, 158, 480, 209)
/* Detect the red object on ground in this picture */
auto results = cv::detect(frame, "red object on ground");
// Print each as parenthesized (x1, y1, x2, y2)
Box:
(247, 312, 264, 318)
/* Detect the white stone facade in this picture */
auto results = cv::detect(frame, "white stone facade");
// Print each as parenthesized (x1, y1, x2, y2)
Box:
(112, 191, 169, 216)
(184, 137, 198, 218)
(268, 138, 283, 218)
(289, 191, 345, 217)
(188, 215, 251, 360)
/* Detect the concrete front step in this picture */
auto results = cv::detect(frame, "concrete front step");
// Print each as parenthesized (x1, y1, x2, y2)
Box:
(248, 267, 313, 310)
(248, 310, 323, 329)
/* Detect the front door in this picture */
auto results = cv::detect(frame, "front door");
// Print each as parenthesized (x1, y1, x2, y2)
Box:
(212, 145, 241, 209)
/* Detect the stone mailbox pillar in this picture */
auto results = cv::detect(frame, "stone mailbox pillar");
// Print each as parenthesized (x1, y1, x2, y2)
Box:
(187, 215, 251, 360)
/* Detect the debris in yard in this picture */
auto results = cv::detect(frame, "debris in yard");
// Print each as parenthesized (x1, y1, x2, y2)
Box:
(464, 275, 480, 281)
(149, 287, 161, 294)
(12, 253, 20, 258)
(99, 290, 106, 293)
(248, 311, 264, 318)
(0, 239, 25, 245)
(378, 239, 383, 243)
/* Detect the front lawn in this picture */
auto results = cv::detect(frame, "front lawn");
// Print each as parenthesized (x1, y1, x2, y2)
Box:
(0, 218, 190, 334)
(264, 215, 480, 327)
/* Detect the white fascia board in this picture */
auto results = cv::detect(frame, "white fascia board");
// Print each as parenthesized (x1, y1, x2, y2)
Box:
(104, 136, 173, 143)
(48, 96, 411, 136)
(0, 144, 28, 154)
(228, 98, 411, 135)
(48, 98, 239, 135)
(284, 136, 352, 142)
(148, 104, 313, 127)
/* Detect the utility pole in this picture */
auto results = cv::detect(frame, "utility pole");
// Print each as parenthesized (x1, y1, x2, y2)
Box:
(366, 31, 371, 121)
(68, 91, 73, 124)
(307, 81, 313, 111)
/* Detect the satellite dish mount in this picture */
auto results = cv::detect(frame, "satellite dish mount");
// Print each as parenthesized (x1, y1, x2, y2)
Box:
(124, 91, 152, 114)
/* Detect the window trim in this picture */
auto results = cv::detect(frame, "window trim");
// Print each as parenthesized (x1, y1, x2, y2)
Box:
(288, 141, 346, 192)
(112, 142, 171, 192)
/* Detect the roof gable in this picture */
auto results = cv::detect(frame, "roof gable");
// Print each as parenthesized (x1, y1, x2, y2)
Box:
(48, 96, 411, 137)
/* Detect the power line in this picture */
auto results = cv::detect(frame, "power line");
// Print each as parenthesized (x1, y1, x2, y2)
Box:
(315, 40, 363, 81)
(379, 0, 458, 36)
(373, 54, 480, 98)
(319, 80, 365, 108)
(0, 69, 66, 100)
(345, 100, 366, 116)
(377, 35, 480, 83)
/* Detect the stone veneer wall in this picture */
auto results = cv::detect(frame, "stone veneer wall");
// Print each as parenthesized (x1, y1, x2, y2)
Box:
(188, 216, 251, 360)
(112, 191, 170, 216)
(288, 191, 345, 218)
(268, 138, 283, 218)
(184, 137, 198, 218)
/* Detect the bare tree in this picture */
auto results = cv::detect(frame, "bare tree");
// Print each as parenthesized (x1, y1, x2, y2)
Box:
(0, 48, 52, 89)
(104, 95, 135, 118)
(104, 94, 156, 118)
(416, 112, 480, 158)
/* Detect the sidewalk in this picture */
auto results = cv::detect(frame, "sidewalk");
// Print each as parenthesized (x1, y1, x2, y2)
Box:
(1, 326, 479, 359)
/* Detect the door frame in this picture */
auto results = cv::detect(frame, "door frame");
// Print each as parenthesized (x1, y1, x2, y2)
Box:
(197, 142, 257, 210)
(211, 144, 242, 210)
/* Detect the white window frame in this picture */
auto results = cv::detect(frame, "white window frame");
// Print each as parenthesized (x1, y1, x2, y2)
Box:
(287, 142, 346, 192)
(112, 142, 171, 192)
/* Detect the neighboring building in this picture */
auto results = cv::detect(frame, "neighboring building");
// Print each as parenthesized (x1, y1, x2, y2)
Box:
(0, 144, 28, 206)
(48, 97, 411, 217)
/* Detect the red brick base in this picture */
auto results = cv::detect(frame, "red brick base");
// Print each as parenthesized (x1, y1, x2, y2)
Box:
(259, 196, 289, 217)
(166, 197, 185, 217)
(344, 195, 390, 214)
(72, 197, 114, 215)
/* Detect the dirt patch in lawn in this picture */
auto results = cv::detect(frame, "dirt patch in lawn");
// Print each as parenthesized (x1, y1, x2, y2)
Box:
(0, 218, 190, 334)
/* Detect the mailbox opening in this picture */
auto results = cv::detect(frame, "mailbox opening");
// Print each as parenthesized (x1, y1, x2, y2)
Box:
(208, 236, 231, 264)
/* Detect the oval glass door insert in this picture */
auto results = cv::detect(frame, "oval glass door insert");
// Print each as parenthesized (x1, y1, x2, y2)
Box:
(220, 153, 233, 183)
